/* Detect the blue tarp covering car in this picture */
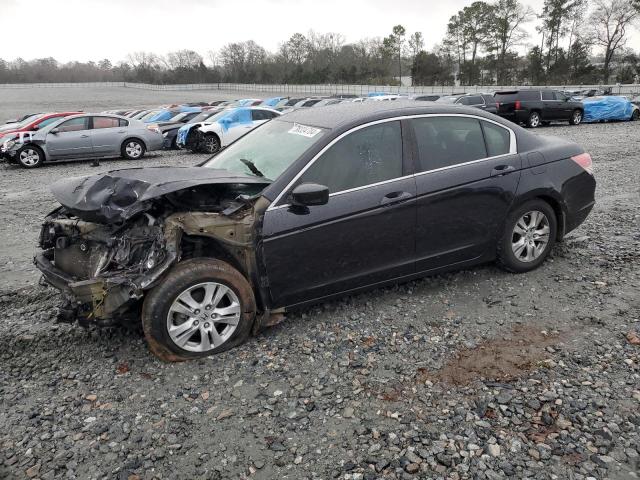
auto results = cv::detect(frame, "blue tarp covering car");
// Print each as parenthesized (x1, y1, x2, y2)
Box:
(176, 108, 252, 146)
(145, 106, 202, 124)
(582, 96, 635, 123)
(261, 97, 287, 107)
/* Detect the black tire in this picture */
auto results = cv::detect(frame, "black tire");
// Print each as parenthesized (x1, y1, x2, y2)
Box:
(569, 109, 583, 125)
(631, 109, 640, 121)
(142, 258, 256, 362)
(496, 199, 557, 273)
(526, 111, 541, 128)
(121, 138, 146, 160)
(16, 145, 44, 168)
(201, 133, 221, 154)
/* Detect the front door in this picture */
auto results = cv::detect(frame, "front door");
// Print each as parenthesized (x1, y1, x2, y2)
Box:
(261, 120, 417, 307)
(46, 117, 92, 159)
(409, 115, 522, 272)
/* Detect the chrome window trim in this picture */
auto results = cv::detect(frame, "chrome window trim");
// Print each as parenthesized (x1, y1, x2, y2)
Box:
(266, 113, 517, 212)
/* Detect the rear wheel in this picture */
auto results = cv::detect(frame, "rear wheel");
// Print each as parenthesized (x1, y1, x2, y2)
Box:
(497, 200, 557, 273)
(569, 109, 583, 125)
(121, 139, 145, 160)
(16, 145, 44, 168)
(526, 111, 541, 128)
(142, 258, 256, 361)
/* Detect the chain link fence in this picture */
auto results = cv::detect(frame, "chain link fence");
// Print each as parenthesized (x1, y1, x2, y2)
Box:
(1, 81, 639, 95)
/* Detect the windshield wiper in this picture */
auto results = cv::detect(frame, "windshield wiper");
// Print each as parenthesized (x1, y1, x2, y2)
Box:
(240, 158, 265, 178)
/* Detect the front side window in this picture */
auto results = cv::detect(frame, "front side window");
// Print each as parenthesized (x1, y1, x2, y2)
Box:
(298, 121, 403, 194)
(56, 117, 89, 132)
(92, 117, 120, 129)
(37, 117, 63, 128)
(411, 116, 487, 172)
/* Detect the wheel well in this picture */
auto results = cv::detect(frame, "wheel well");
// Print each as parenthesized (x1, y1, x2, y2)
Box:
(179, 234, 246, 276)
(121, 137, 146, 151)
(534, 195, 565, 241)
(17, 143, 46, 159)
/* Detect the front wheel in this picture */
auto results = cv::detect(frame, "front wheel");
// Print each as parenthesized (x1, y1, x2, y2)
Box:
(121, 139, 146, 160)
(631, 109, 639, 121)
(526, 111, 541, 128)
(496, 200, 557, 273)
(142, 258, 256, 361)
(16, 145, 44, 168)
(201, 133, 221, 154)
(569, 109, 583, 125)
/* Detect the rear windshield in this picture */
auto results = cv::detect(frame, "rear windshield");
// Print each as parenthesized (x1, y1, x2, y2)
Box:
(495, 91, 540, 102)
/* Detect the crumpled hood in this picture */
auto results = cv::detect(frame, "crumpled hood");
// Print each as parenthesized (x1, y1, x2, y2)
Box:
(50, 166, 270, 223)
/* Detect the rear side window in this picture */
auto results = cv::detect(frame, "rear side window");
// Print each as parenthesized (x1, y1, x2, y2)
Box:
(119, 119, 129, 127)
(482, 95, 496, 105)
(541, 91, 554, 100)
(520, 90, 541, 101)
(411, 116, 487, 171)
(298, 121, 403, 193)
(92, 117, 120, 129)
(482, 121, 510, 157)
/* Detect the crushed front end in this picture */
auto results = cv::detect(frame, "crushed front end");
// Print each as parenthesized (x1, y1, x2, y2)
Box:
(35, 166, 271, 327)
(36, 208, 174, 326)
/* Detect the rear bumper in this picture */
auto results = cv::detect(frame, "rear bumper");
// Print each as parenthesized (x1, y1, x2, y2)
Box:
(146, 135, 164, 152)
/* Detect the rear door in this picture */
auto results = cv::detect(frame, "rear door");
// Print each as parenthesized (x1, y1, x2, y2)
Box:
(46, 117, 92, 159)
(409, 115, 521, 272)
(541, 90, 562, 120)
(90, 116, 127, 155)
(261, 120, 416, 307)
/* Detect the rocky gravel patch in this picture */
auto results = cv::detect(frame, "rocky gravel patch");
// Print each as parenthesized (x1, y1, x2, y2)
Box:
(1, 120, 639, 479)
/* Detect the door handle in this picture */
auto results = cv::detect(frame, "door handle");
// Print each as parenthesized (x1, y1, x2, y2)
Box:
(80, 134, 89, 138)
(380, 191, 412, 206)
(490, 165, 516, 177)
(117, 130, 126, 133)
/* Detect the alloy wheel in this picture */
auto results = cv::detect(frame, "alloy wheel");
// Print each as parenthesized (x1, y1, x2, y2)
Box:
(203, 135, 220, 153)
(511, 210, 550, 262)
(125, 142, 143, 158)
(572, 111, 582, 124)
(19, 149, 40, 166)
(529, 113, 540, 128)
(166, 282, 241, 353)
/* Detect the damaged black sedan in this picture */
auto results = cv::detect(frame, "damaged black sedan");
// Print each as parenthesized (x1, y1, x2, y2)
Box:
(35, 101, 596, 361)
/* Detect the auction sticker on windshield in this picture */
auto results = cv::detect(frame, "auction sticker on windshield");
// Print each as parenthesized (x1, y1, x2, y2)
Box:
(288, 123, 321, 138)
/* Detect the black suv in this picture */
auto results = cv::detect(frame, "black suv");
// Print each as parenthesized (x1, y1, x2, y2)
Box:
(436, 93, 498, 114)
(494, 89, 584, 128)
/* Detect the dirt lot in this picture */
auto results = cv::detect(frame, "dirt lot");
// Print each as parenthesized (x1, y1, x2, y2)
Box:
(0, 90, 639, 480)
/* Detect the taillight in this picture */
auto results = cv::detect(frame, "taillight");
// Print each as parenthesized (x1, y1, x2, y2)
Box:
(571, 152, 593, 175)
(515, 100, 521, 110)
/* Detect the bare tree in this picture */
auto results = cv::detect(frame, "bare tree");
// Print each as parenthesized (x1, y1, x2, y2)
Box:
(588, 0, 638, 82)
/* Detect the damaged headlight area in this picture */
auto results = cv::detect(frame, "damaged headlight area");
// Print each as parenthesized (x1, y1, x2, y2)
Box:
(36, 209, 174, 326)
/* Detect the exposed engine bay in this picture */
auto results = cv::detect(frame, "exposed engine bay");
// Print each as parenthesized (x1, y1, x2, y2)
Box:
(35, 167, 271, 327)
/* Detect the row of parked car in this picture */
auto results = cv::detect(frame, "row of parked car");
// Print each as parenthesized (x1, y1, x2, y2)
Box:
(1, 89, 638, 168)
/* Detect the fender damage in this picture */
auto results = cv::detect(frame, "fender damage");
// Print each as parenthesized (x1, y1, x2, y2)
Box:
(35, 166, 272, 326)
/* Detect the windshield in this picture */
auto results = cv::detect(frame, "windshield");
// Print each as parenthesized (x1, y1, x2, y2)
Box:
(203, 120, 327, 181)
(0, 114, 43, 131)
(188, 111, 217, 124)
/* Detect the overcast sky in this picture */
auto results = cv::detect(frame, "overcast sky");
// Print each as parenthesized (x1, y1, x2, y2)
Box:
(1, 0, 638, 63)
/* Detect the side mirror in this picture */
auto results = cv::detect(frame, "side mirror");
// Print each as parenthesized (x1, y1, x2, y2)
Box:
(290, 183, 329, 207)
(50, 128, 59, 134)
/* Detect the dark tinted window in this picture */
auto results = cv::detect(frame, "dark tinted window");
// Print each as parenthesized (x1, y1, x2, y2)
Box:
(56, 117, 89, 132)
(92, 117, 120, 129)
(251, 110, 276, 121)
(494, 91, 540, 102)
(482, 121, 510, 157)
(459, 95, 483, 106)
(411, 116, 487, 171)
(482, 94, 496, 105)
(520, 90, 541, 101)
(119, 119, 129, 127)
(298, 121, 403, 193)
(541, 90, 554, 100)
(554, 91, 568, 101)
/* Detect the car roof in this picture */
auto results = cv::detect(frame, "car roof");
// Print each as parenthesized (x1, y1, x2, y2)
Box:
(273, 100, 502, 130)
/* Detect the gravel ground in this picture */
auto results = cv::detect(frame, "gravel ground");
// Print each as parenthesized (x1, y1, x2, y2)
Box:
(1, 116, 639, 480)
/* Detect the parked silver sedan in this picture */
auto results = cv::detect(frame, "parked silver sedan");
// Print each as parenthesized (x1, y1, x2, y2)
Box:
(0, 114, 164, 168)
